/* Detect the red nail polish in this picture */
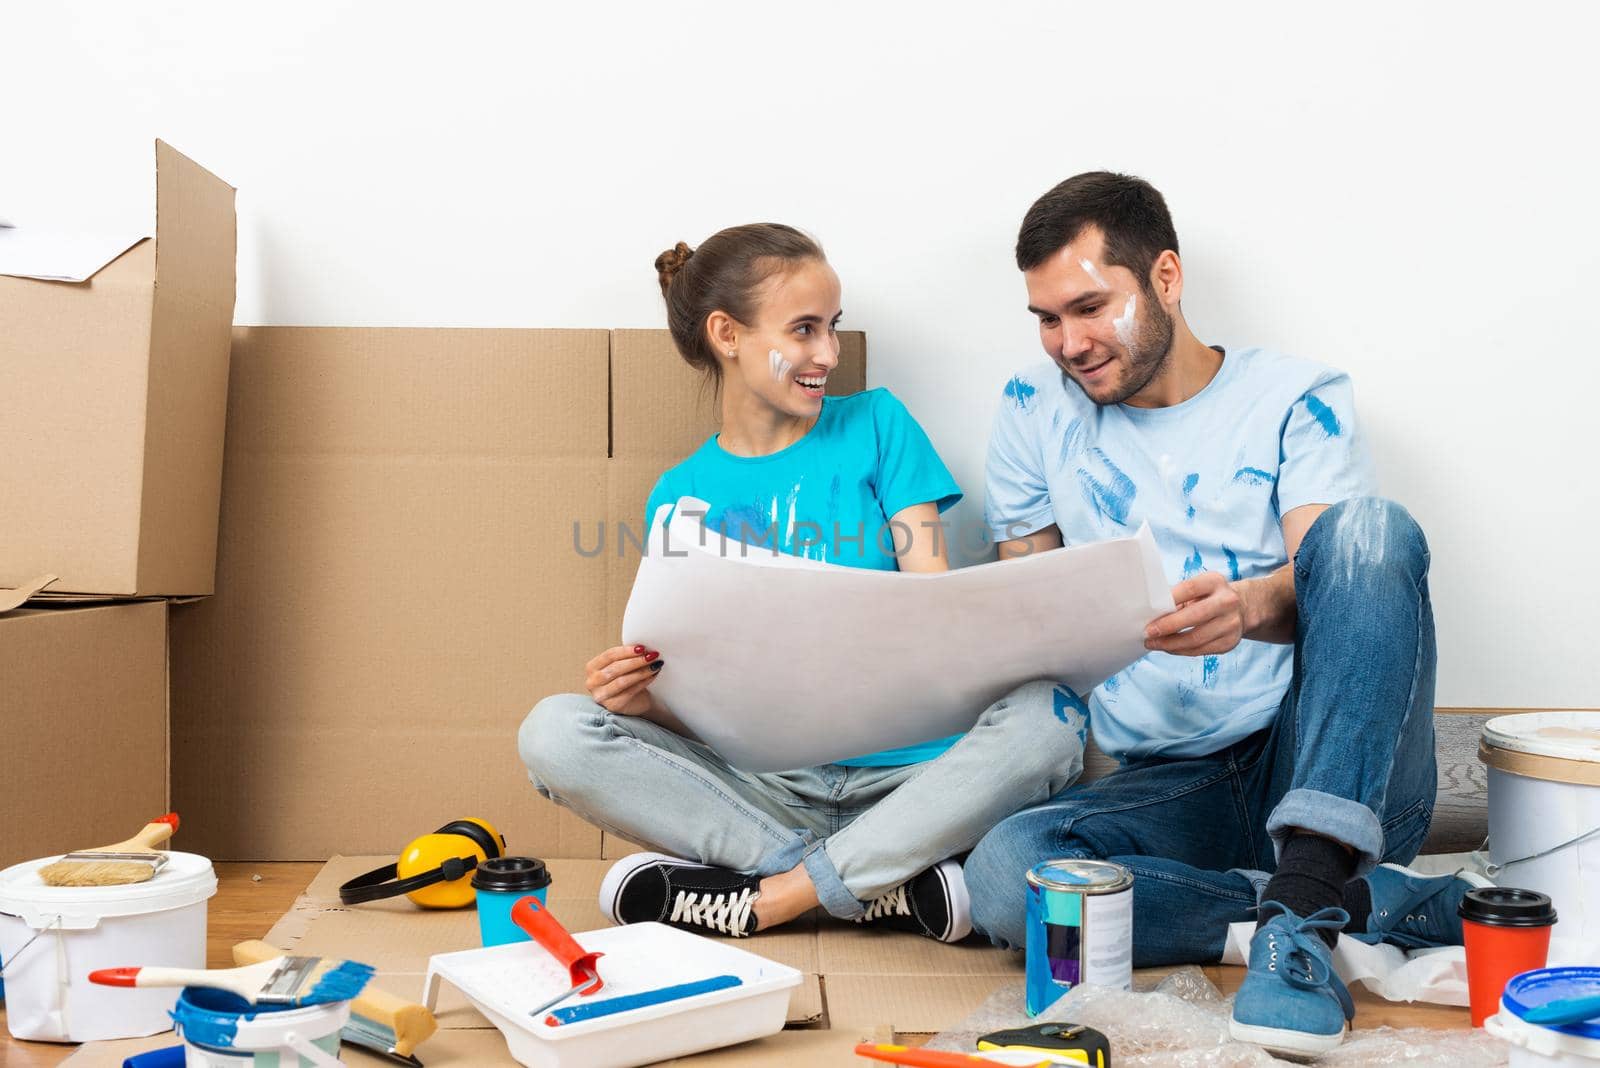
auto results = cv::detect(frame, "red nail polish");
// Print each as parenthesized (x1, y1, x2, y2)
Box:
(633, 645, 645, 654)
(644, 650, 659, 662)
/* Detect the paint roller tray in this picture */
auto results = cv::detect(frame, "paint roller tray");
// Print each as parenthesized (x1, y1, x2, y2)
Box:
(423, 921, 802, 1068)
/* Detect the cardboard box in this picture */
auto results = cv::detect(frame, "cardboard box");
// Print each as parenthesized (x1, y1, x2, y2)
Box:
(168, 327, 866, 860)
(0, 600, 169, 867)
(0, 141, 236, 597)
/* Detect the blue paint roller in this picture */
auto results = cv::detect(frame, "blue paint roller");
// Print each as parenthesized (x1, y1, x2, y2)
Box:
(544, 974, 742, 1026)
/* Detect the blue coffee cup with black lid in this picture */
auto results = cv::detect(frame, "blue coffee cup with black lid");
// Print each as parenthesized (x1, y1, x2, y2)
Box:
(472, 856, 551, 946)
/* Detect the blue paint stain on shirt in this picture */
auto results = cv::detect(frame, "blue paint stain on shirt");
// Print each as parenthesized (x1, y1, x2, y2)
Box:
(1303, 393, 1342, 437)
(1103, 673, 1122, 694)
(1233, 466, 1275, 486)
(1004, 375, 1037, 411)
(713, 502, 772, 543)
(1203, 655, 1220, 689)
(1222, 545, 1241, 581)
(1182, 472, 1199, 520)
(1058, 417, 1087, 467)
(1077, 448, 1137, 526)
(1182, 546, 1204, 581)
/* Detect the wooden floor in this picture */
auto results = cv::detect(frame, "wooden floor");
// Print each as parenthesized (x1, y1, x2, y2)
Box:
(1, 863, 1470, 1065)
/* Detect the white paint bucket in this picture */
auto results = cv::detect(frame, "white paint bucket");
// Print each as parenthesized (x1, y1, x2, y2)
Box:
(1482, 712, 1600, 944)
(1486, 967, 1600, 1066)
(173, 986, 349, 1067)
(0, 850, 216, 1041)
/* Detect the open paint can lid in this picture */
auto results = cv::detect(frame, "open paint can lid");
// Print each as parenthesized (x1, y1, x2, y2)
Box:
(1499, 968, 1600, 1043)
(471, 856, 550, 893)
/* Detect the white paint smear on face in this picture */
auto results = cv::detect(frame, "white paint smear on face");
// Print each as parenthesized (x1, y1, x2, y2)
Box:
(1113, 294, 1138, 349)
(1080, 259, 1109, 290)
(769, 348, 793, 382)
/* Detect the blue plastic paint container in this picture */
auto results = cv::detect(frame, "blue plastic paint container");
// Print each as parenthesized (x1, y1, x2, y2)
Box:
(1488, 967, 1600, 1064)
(172, 985, 347, 1066)
(472, 856, 551, 947)
(1024, 859, 1134, 1016)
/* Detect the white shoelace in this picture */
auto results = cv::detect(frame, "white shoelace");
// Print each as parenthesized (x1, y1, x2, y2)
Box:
(857, 883, 912, 923)
(669, 887, 756, 936)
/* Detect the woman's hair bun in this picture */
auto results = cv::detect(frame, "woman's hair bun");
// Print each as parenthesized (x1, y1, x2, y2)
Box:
(654, 241, 695, 295)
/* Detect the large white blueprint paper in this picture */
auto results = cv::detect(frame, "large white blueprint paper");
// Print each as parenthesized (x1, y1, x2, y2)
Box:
(621, 497, 1176, 771)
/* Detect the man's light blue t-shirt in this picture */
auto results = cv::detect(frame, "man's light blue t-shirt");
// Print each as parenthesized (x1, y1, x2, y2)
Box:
(984, 347, 1376, 764)
(646, 387, 963, 767)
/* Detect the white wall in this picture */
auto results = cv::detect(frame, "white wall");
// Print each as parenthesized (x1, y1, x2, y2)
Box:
(7, 1, 1594, 707)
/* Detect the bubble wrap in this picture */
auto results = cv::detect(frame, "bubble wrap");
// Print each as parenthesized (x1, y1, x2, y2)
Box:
(924, 971, 1508, 1066)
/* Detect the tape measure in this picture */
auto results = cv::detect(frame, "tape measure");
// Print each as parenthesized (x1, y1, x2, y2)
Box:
(977, 1023, 1111, 1067)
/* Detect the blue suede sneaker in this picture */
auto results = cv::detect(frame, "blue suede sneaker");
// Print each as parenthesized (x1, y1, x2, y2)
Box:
(1228, 902, 1355, 1057)
(1346, 863, 1493, 950)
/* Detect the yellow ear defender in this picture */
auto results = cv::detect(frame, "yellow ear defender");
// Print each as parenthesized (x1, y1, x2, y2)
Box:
(338, 818, 507, 909)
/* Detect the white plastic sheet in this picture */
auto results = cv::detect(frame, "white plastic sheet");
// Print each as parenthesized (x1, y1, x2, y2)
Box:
(621, 497, 1174, 771)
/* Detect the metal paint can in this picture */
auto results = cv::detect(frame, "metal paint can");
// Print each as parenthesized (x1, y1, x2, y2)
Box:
(1025, 858, 1134, 1015)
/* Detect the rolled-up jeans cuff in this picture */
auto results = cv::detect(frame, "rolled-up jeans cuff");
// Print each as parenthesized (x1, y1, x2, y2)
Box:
(802, 841, 866, 920)
(1266, 788, 1384, 877)
(755, 831, 816, 880)
(1230, 868, 1272, 906)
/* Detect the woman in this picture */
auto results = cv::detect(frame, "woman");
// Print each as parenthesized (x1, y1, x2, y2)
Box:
(520, 224, 1086, 942)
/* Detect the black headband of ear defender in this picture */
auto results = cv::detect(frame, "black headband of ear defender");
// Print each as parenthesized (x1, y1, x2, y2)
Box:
(337, 820, 504, 905)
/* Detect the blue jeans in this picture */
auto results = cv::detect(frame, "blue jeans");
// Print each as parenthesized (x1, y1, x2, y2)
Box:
(966, 498, 1439, 966)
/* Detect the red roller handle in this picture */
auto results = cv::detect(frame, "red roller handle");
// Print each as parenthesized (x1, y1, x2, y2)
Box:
(510, 896, 604, 994)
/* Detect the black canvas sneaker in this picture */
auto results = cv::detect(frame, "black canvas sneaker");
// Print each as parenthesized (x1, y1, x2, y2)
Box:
(855, 859, 972, 942)
(598, 852, 760, 938)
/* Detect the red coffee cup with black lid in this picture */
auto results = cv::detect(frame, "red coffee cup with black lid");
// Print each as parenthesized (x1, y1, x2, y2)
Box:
(1459, 886, 1557, 1027)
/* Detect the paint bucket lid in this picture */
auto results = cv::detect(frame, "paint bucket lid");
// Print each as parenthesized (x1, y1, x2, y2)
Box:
(1026, 858, 1133, 893)
(1459, 886, 1557, 927)
(174, 985, 349, 1053)
(1501, 968, 1600, 1043)
(1484, 712, 1600, 763)
(0, 851, 215, 930)
(471, 856, 550, 893)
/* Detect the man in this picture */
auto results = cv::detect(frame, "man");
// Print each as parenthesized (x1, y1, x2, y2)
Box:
(965, 172, 1486, 1057)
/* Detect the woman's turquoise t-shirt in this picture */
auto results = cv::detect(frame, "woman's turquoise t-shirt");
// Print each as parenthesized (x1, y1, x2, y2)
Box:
(644, 387, 963, 766)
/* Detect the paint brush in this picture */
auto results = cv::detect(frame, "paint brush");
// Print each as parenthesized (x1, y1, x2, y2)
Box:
(234, 939, 437, 1065)
(36, 814, 180, 887)
(90, 955, 375, 1007)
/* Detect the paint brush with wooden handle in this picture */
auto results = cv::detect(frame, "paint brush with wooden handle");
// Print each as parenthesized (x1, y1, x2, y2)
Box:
(36, 813, 180, 887)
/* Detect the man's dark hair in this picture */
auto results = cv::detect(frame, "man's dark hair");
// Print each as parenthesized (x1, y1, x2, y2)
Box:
(1015, 172, 1179, 293)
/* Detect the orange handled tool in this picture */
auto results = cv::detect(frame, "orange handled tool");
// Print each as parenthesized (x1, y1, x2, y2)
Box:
(854, 1042, 1068, 1066)
(510, 895, 605, 1018)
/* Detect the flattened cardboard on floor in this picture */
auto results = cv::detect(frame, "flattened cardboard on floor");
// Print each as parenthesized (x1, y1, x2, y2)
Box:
(0, 141, 236, 596)
(0, 601, 169, 867)
(169, 328, 612, 861)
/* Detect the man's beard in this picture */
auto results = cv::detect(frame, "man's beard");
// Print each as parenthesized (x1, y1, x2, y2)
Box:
(1067, 293, 1176, 405)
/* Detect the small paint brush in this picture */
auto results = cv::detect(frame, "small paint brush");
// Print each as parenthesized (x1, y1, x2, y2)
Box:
(90, 955, 375, 1007)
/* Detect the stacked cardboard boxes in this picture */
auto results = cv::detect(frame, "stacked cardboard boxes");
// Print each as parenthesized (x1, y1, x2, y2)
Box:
(0, 142, 236, 865)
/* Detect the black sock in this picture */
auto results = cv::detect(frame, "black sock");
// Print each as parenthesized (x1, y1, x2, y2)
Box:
(1342, 876, 1373, 934)
(1258, 834, 1358, 948)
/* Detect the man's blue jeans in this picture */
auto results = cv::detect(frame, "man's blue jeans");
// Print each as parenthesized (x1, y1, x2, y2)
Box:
(966, 498, 1439, 966)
